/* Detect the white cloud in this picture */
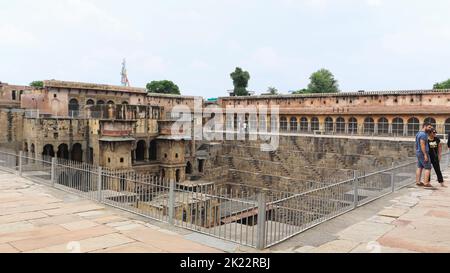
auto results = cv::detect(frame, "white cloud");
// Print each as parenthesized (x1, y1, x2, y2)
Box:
(366, 0, 383, 7)
(381, 25, 450, 57)
(0, 25, 37, 46)
(190, 60, 210, 70)
(25, 0, 144, 43)
(251, 47, 285, 69)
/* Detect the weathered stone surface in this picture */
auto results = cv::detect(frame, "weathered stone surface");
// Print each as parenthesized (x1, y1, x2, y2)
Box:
(337, 222, 394, 243)
(0, 171, 222, 253)
(60, 220, 100, 231)
(28, 233, 136, 253)
(0, 243, 19, 253)
(378, 208, 408, 218)
(308, 240, 359, 253)
(92, 242, 166, 253)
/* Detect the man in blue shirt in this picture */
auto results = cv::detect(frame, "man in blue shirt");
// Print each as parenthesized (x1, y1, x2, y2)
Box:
(416, 122, 433, 188)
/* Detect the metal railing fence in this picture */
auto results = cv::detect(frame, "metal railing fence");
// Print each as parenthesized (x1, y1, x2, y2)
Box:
(1, 149, 446, 249)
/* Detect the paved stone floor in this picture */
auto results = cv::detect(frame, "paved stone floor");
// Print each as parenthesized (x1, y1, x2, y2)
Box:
(265, 170, 450, 253)
(0, 170, 222, 253)
(2, 167, 450, 253)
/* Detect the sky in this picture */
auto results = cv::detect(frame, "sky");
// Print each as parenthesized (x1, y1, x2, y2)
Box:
(1, 0, 450, 98)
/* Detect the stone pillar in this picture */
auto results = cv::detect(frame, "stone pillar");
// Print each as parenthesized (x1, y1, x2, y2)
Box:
(144, 141, 149, 161)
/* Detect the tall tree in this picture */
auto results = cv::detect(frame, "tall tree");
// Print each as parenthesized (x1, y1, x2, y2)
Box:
(307, 69, 340, 93)
(434, 79, 450, 90)
(230, 67, 250, 96)
(267, 87, 279, 95)
(30, 81, 44, 88)
(146, 80, 181, 95)
(294, 69, 340, 94)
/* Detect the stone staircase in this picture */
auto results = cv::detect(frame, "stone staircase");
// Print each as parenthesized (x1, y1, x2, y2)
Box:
(226, 156, 241, 182)
(244, 146, 263, 173)
(269, 150, 291, 177)
(290, 137, 321, 178)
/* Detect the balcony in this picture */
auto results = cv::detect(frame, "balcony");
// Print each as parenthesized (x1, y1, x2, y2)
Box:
(101, 129, 133, 137)
(158, 120, 191, 140)
(88, 105, 161, 121)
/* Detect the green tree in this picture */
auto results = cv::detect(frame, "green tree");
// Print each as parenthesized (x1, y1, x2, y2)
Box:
(307, 69, 339, 93)
(30, 81, 44, 88)
(293, 88, 310, 94)
(293, 69, 340, 94)
(267, 87, 279, 95)
(230, 67, 250, 96)
(146, 80, 181, 95)
(434, 79, 450, 89)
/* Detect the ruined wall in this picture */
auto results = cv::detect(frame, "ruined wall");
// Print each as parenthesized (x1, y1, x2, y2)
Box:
(196, 135, 415, 192)
(219, 90, 450, 110)
(99, 141, 133, 169)
(0, 109, 24, 150)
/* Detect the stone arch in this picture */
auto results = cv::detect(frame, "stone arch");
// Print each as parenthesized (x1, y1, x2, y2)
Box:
(300, 117, 309, 132)
(407, 117, 420, 136)
(336, 117, 345, 133)
(364, 117, 375, 134)
(392, 117, 404, 135)
(445, 118, 450, 135)
(348, 117, 358, 134)
(198, 159, 205, 173)
(378, 117, 389, 135)
(136, 140, 147, 161)
(289, 117, 298, 132)
(68, 99, 79, 117)
(325, 117, 334, 132)
(149, 140, 157, 161)
(107, 100, 115, 105)
(186, 162, 193, 175)
(424, 117, 437, 128)
(71, 143, 83, 162)
(42, 144, 55, 158)
(280, 117, 288, 131)
(57, 144, 69, 160)
(311, 117, 320, 132)
(97, 100, 105, 105)
(86, 99, 95, 106)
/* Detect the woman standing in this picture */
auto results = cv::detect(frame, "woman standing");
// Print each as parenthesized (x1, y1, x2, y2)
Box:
(428, 129, 447, 187)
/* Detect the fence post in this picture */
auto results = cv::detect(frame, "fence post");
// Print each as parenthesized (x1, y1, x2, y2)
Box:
(51, 157, 56, 187)
(168, 179, 176, 225)
(18, 151, 23, 177)
(97, 167, 103, 202)
(390, 162, 396, 193)
(353, 171, 359, 209)
(391, 170, 395, 193)
(256, 191, 267, 250)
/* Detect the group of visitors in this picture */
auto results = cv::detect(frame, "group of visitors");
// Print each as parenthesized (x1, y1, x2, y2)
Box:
(416, 122, 448, 189)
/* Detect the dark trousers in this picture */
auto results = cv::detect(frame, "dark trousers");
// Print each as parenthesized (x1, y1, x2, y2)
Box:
(430, 157, 444, 183)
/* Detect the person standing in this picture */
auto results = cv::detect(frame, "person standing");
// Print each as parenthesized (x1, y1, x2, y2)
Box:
(416, 123, 433, 188)
(448, 132, 450, 151)
(429, 129, 447, 187)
